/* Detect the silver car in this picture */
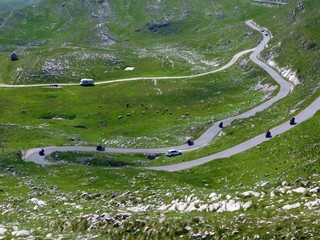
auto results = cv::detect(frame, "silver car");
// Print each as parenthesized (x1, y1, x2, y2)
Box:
(166, 149, 182, 157)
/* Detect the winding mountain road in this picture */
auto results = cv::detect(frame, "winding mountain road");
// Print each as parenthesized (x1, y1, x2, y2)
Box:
(14, 21, 320, 170)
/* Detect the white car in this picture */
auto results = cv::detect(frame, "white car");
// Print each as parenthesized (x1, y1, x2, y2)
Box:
(166, 149, 182, 157)
(80, 78, 94, 86)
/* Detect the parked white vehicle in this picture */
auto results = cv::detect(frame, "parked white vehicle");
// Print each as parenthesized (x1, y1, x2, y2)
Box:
(166, 149, 182, 157)
(80, 78, 94, 86)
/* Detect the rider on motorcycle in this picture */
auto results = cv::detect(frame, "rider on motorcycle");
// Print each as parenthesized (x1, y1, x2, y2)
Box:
(265, 130, 271, 138)
(39, 149, 45, 156)
(290, 117, 296, 125)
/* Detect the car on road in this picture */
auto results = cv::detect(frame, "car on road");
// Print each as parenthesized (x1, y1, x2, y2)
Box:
(166, 149, 182, 157)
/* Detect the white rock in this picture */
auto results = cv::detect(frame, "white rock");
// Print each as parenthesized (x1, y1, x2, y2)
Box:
(276, 187, 287, 195)
(292, 187, 307, 194)
(310, 187, 319, 193)
(241, 191, 260, 198)
(282, 202, 301, 210)
(304, 199, 320, 209)
(256, 181, 268, 187)
(270, 191, 275, 198)
(0, 228, 7, 235)
(46, 233, 53, 239)
(226, 200, 242, 211)
(209, 192, 220, 201)
(124, 67, 134, 71)
(267, 59, 300, 86)
(209, 192, 217, 198)
(165, 192, 172, 197)
(127, 204, 152, 212)
(242, 201, 252, 211)
(176, 202, 188, 212)
(208, 203, 221, 211)
(158, 204, 168, 211)
(186, 194, 195, 202)
(218, 200, 241, 213)
(167, 205, 177, 212)
(185, 200, 201, 212)
(28, 198, 47, 207)
(12, 230, 30, 237)
(198, 204, 208, 211)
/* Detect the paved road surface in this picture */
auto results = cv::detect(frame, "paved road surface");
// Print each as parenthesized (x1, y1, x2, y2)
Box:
(21, 21, 319, 169)
(149, 97, 320, 171)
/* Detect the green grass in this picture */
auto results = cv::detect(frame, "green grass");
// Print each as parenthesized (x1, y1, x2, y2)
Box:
(1, 112, 319, 192)
(46, 151, 148, 167)
(0, 113, 319, 238)
(0, 58, 272, 149)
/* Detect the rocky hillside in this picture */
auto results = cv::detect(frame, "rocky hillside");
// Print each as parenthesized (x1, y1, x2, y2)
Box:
(256, 0, 320, 101)
(0, 0, 271, 84)
(0, 1, 319, 239)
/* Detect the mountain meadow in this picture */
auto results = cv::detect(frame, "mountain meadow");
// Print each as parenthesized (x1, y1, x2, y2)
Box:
(0, 0, 319, 239)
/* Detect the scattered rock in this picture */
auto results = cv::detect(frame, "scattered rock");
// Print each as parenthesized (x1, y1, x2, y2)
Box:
(12, 229, 30, 237)
(241, 191, 260, 198)
(282, 202, 301, 210)
(292, 187, 307, 194)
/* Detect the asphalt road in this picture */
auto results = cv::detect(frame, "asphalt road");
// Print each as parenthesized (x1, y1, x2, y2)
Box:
(20, 21, 319, 169)
(149, 97, 320, 171)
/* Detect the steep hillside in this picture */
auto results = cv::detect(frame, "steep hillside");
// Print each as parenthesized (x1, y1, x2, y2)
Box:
(256, 0, 320, 101)
(0, 0, 274, 84)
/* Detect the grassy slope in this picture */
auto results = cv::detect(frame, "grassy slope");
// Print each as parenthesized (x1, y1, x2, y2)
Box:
(0, 59, 272, 149)
(0, 112, 319, 239)
(256, 0, 320, 99)
(0, 0, 271, 84)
